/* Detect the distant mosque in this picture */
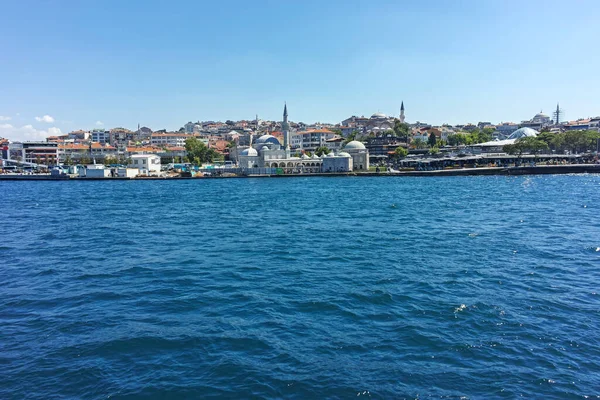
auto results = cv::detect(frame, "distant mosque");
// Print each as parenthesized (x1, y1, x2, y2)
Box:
(341, 101, 406, 134)
(236, 104, 369, 173)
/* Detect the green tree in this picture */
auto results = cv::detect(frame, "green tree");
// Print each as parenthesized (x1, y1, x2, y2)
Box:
(503, 143, 524, 160)
(185, 137, 222, 165)
(537, 131, 555, 147)
(413, 138, 427, 149)
(448, 134, 469, 146)
(428, 132, 437, 148)
(393, 119, 411, 144)
(64, 155, 73, 166)
(343, 130, 359, 145)
(429, 146, 440, 155)
(392, 146, 408, 159)
(479, 128, 494, 143)
(315, 146, 330, 156)
(518, 136, 549, 160)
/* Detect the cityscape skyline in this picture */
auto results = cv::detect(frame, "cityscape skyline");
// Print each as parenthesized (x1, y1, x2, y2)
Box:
(1, 0, 599, 141)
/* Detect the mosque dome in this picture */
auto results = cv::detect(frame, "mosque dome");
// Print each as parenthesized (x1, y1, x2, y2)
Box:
(508, 127, 539, 140)
(534, 112, 549, 118)
(371, 112, 387, 119)
(255, 134, 280, 145)
(338, 152, 351, 158)
(344, 140, 366, 150)
(259, 145, 270, 152)
(311, 153, 320, 159)
(326, 152, 335, 157)
(240, 147, 258, 156)
(301, 153, 310, 159)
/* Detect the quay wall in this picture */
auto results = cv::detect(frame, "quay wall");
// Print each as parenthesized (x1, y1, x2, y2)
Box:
(1, 164, 599, 181)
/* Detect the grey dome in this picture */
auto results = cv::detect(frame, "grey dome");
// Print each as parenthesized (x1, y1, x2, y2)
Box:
(338, 152, 351, 158)
(344, 140, 366, 150)
(240, 147, 258, 156)
(255, 134, 280, 145)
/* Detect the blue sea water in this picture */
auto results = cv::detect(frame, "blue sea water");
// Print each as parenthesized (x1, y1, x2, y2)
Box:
(1, 175, 600, 399)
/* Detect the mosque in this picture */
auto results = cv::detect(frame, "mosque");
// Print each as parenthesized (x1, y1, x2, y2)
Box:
(237, 104, 369, 173)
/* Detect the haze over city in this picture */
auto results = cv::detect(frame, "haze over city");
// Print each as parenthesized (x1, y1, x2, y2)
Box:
(1, 0, 599, 142)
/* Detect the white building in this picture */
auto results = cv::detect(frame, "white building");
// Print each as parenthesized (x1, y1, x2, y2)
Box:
(151, 133, 192, 147)
(129, 154, 161, 175)
(291, 129, 339, 152)
(343, 141, 370, 171)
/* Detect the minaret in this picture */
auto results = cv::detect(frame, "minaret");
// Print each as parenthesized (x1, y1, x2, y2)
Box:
(399, 101, 405, 123)
(283, 103, 290, 157)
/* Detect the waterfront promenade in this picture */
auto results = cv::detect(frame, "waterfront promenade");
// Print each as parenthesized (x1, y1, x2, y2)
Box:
(1, 164, 600, 180)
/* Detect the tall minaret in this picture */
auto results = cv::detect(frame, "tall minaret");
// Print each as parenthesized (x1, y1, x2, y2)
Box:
(399, 101, 405, 123)
(283, 103, 290, 157)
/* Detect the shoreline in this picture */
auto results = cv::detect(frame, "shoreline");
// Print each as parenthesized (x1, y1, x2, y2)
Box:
(1, 164, 600, 181)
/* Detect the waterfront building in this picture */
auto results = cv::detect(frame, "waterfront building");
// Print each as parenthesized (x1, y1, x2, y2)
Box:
(129, 154, 161, 175)
(365, 135, 406, 162)
(58, 143, 117, 163)
(8, 141, 58, 165)
(473, 127, 539, 153)
(343, 140, 370, 171)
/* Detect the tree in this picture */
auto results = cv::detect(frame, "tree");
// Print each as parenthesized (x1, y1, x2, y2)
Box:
(343, 130, 359, 145)
(503, 143, 524, 160)
(64, 155, 73, 166)
(447, 134, 469, 146)
(413, 138, 427, 149)
(185, 137, 222, 165)
(518, 136, 548, 160)
(315, 146, 330, 156)
(393, 120, 411, 144)
(428, 132, 437, 148)
(393, 146, 408, 159)
(429, 146, 440, 155)
(479, 128, 494, 143)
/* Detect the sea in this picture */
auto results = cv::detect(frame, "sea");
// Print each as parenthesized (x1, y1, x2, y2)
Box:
(1, 175, 600, 399)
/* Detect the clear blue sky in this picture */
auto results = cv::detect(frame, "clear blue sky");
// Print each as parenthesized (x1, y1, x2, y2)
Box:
(1, 0, 599, 140)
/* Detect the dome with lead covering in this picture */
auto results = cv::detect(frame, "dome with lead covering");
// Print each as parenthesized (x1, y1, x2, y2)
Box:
(255, 134, 280, 145)
(240, 147, 258, 156)
(371, 112, 387, 119)
(344, 140, 366, 150)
